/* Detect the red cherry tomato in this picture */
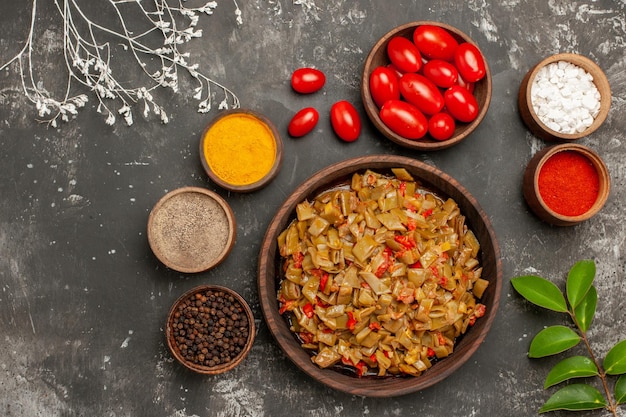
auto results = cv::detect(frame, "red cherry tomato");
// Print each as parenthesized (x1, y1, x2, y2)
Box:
(288, 107, 319, 137)
(379, 100, 428, 140)
(428, 112, 456, 141)
(399, 73, 444, 116)
(386, 36, 422, 73)
(412, 25, 459, 61)
(291, 68, 326, 94)
(422, 59, 458, 88)
(369, 66, 400, 108)
(444, 85, 479, 123)
(330, 100, 361, 142)
(454, 43, 486, 83)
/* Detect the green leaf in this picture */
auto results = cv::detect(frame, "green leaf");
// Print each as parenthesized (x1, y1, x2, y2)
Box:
(544, 356, 599, 388)
(566, 260, 595, 309)
(573, 285, 597, 333)
(511, 275, 568, 312)
(603, 339, 626, 375)
(539, 384, 607, 413)
(616, 374, 626, 405)
(529, 325, 580, 358)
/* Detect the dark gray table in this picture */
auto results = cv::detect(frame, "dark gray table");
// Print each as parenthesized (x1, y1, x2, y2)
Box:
(1, 1, 625, 416)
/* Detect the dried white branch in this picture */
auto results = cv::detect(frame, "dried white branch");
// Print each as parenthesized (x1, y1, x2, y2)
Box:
(0, 0, 242, 127)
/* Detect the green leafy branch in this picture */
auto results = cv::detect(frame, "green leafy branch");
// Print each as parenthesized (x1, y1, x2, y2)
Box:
(511, 260, 626, 415)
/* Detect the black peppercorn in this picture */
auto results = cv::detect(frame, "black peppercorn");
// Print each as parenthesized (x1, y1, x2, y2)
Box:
(170, 288, 251, 369)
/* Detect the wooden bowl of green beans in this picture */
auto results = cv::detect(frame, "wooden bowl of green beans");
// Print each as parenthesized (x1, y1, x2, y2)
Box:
(258, 154, 502, 397)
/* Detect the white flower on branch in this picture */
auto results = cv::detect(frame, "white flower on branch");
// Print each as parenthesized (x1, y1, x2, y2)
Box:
(118, 105, 133, 126)
(200, 2, 218, 15)
(155, 20, 171, 29)
(105, 112, 116, 125)
(0, 0, 242, 127)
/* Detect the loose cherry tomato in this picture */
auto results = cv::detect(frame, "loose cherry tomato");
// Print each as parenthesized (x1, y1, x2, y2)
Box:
(379, 100, 428, 140)
(369, 66, 400, 108)
(386, 36, 422, 73)
(412, 25, 459, 61)
(399, 73, 444, 116)
(288, 107, 319, 137)
(428, 112, 456, 141)
(330, 100, 361, 142)
(454, 43, 486, 83)
(422, 59, 458, 88)
(444, 85, 479, 123)
(291, 68, 326, 94)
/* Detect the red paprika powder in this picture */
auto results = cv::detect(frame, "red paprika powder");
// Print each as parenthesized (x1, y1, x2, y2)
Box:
(537, 150, 599, 217)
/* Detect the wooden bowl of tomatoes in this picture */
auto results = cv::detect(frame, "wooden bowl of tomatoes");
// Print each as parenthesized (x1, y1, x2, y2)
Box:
(258, 154, 503, 397)
(361, 21, 492, 151)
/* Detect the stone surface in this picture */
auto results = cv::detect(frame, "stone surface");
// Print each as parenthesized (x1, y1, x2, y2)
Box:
(1, 1, 625, 416)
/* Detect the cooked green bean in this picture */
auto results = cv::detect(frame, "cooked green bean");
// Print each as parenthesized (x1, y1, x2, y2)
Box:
(277, 169, 488, 377)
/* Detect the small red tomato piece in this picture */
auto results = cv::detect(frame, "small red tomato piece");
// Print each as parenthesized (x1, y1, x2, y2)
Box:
(413, 25, 459, 61)
(428, 112, 456, 141)
(369, 66, 400, 108)
(454, 43, 486, 83)
(444, 85, 479, 123)
(386, 36, 422, 73)
(288, 107, 319, 137)
(291, 68, 326, 94)
(422, 59, 458, 88)
(330, 100, 361, 142)
(302, 302, 315, 318)
(379, 99, 428, 140)
(399, 73, 444, 115)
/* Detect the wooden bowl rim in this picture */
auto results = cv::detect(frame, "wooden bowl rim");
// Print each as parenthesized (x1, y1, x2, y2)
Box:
(518, 53, 611, 141)
(199, 109, 284, 193)
(257, 154, 502, 397)
(147, 186, 236, 273)
(523, 143, 610, 225)
(361, 21, 492, 151)
(166, 284, 256, 375)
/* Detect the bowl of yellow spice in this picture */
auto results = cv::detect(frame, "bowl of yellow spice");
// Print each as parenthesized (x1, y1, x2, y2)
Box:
(200, 109, 284, 193)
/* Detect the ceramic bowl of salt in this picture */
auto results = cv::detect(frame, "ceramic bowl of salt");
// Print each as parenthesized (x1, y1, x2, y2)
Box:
(518, 53, 611, 141)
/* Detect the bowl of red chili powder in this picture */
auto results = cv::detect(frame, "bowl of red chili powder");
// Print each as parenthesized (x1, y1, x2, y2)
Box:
(523, 143, 610, 226)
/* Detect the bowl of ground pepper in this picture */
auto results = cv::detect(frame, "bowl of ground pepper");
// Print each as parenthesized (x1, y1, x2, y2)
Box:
(166, 285, 255, 375)
(147, 187, 236, 273)
(200, 109, 283, 193)
(523, 143, 610, 226)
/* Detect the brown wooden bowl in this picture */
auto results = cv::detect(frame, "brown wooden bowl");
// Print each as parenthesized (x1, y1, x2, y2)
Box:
(257, 155, 502, 397)
(518, 53, 611, 141)
(523, 143, 610, 226)
(166, 285, 255, 374)
(200, 109, 283, 193)
(361, 21, 492, 151)
(147, 187, 236, 273)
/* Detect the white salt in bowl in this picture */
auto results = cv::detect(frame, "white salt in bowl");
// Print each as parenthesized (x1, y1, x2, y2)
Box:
(518, 53, 611, 141)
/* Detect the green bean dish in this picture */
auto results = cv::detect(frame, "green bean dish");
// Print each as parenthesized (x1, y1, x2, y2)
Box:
(277, 168, 488, 377)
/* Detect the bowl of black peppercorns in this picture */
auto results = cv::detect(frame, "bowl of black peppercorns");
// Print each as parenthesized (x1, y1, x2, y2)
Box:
(166, 285, 255, 374)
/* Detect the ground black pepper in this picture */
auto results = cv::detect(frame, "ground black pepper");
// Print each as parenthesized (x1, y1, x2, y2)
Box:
(170, 288, 250, 368)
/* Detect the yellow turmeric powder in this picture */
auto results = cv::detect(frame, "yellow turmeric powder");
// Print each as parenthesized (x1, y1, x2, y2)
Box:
(203, 113, 277, 186)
